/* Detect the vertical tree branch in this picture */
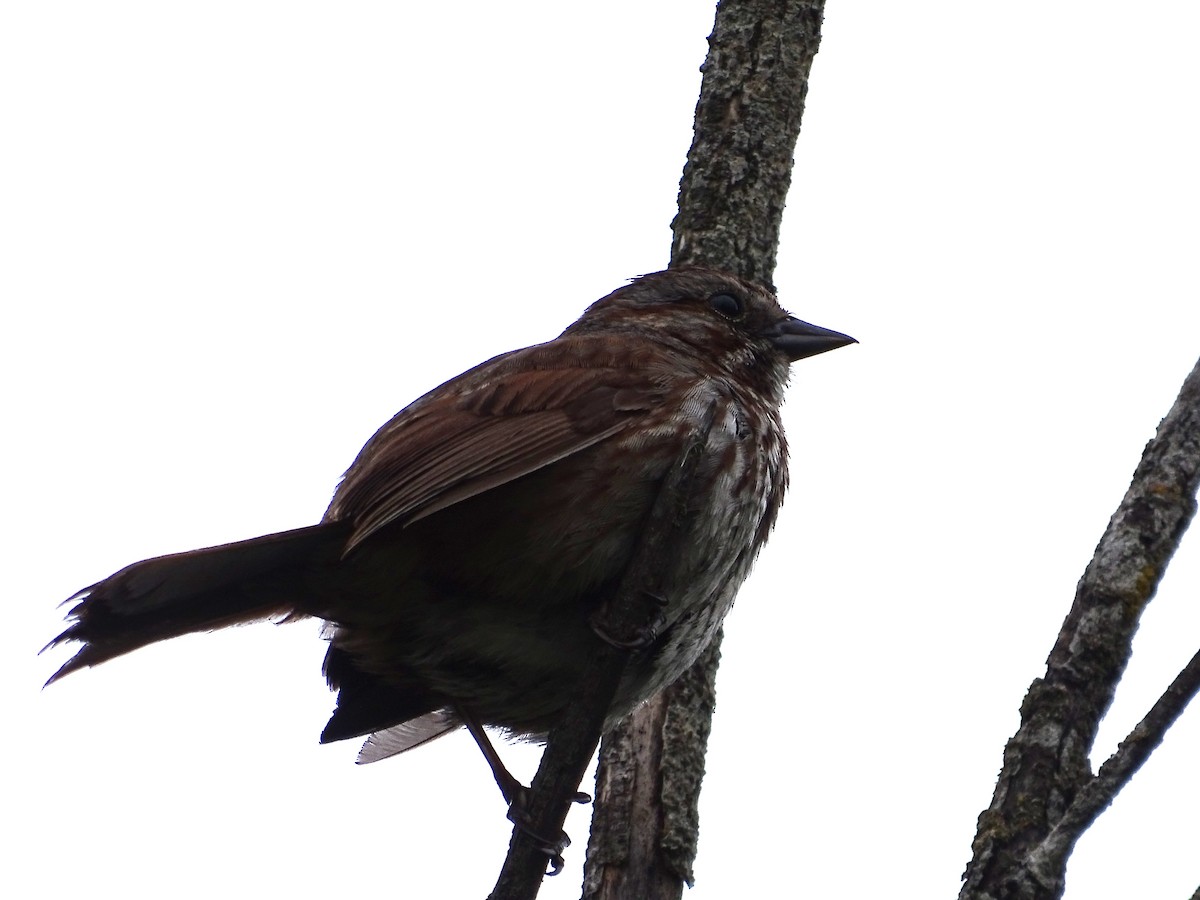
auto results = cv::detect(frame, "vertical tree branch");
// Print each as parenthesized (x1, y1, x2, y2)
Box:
(670, 0, 826, 284)
(960, 355, 1200, 900)
(584, 1, 827, 897)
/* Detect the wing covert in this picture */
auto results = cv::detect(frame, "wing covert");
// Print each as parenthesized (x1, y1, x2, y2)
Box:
(327, 340, 666, 552)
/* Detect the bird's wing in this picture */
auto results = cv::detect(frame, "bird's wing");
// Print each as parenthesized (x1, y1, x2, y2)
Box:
(328, 337, 666, 553)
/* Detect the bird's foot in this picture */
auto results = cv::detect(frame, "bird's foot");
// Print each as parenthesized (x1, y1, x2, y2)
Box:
(458, 706, 590, 875)
(590, 591, 667, 650)
(506, 788, 591, 875)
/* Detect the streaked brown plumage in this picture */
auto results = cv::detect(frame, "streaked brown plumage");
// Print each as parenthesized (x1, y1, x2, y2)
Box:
(45, 267, 854, 779)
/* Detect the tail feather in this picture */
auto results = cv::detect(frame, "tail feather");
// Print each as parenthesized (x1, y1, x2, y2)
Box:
(44, 521, 350, 685)
(356, 711, 460, 764)
(318, 644, 442, 744)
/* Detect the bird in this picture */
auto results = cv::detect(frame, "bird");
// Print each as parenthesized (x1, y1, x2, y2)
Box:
(44, 266, 854, 811)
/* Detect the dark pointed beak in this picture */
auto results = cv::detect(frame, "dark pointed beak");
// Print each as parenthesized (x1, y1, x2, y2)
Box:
(766, 316, 857, 362)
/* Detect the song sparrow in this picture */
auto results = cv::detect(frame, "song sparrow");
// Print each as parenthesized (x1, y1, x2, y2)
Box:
(45, 266, 853, 799)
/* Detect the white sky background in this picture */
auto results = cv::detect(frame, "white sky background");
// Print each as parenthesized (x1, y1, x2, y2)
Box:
(4, 2, 1198, 897)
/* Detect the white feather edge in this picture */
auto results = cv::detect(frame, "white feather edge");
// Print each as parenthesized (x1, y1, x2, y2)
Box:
(355, 709, 460, 764)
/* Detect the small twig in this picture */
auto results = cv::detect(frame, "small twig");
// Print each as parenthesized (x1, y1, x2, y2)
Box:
(488, 404, 718, 900)
(1025, 647, 1200, 882)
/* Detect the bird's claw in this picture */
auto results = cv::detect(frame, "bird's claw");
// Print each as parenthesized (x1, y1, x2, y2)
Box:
(507, 802, 572, 875)
(590, 591, 667, 650)
(504, 788, 590, 874)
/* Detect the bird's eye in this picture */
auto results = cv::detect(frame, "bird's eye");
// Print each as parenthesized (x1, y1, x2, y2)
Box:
(709, 292, 744, 319)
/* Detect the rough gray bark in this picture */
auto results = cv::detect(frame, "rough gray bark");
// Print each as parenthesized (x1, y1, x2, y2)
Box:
(959, 355, 1200, 900)
(671, 0, 826, 285)
(584, 1, 828, 897)
(583, 635, 721, 898)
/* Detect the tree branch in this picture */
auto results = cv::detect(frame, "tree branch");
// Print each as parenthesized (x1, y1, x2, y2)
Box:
(960, 354, 1200, 900)
(488, 404, 718, 900)
(1025, 646, 1200, 883)
(671, 0, 827, 284)
(585, 1, 828, 897)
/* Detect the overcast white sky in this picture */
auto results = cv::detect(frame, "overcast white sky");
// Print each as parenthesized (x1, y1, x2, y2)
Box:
(5, 2, 1198, 897)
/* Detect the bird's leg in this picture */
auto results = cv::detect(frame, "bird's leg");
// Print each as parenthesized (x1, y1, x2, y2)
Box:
(459, 709, 526, 806)
(589, 590, 668, 649)
(458, 708, 589, 875)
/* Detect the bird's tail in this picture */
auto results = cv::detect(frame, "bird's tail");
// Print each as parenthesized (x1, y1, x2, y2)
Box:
(44, 521, 350, 685)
